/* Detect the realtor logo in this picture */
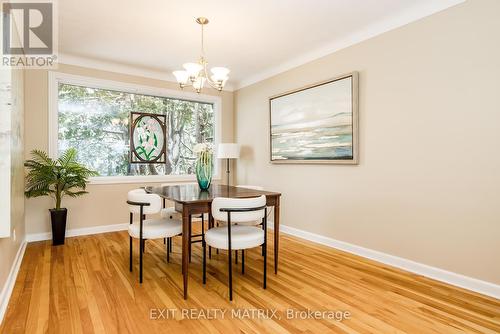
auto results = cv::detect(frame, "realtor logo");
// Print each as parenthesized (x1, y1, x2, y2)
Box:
(1, 0, 57, 68)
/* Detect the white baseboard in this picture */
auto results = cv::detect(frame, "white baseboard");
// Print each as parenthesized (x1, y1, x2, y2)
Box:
(26, 223, 129, 242)
(0, 239, 27, 324)
(276, 224, 500, 300)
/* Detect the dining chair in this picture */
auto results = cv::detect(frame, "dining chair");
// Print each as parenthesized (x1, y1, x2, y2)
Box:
(127, 189, 182, 283)
(212, 185, 266, 262)
(203, 195, 267, 301)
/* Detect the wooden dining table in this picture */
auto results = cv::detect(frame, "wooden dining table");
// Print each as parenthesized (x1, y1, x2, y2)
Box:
(145, 184, 282, 299)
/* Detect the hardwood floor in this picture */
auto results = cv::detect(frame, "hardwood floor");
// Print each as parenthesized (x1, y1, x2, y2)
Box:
(1, 230, 499, 334)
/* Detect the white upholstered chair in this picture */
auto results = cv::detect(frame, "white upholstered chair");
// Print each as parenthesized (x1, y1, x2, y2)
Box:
(127, 189, 182, 283)
(202, 195, 268, 301)
(211, 185, 265, 261)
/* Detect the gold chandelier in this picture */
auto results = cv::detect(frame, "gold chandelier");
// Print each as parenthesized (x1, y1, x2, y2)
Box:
(173, 17, 229, 93)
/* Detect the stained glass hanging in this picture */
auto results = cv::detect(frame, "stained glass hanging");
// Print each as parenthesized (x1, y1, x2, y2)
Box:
(129, 112, 166, 163)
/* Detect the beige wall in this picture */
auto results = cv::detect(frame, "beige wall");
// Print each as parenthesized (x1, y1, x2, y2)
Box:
(0, 69, 25, 300)
(234, 0, 500, 284)
(24, 64, 234, 235)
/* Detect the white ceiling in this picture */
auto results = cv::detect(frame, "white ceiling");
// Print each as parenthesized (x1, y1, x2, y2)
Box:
(58, 0, 464, 90)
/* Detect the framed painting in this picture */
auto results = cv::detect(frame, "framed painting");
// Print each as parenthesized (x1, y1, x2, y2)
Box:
(130, 112, 166, 163)
(269, 72, 358, 164)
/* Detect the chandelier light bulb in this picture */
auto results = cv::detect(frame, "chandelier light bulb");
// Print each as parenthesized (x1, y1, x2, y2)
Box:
(193, 77, 206, 92)
(211, 75, 228, 86)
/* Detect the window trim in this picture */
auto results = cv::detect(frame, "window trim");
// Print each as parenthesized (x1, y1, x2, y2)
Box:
(48, 71, 222, 185)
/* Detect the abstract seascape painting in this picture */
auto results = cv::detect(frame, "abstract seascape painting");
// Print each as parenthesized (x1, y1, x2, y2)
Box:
(270, 72, 358, 164)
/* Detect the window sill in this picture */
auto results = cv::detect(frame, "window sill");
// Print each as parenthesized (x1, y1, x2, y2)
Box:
(89, 174, 221, 185)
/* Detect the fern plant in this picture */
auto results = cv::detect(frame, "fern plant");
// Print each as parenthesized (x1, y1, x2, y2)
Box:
(24, 148, 98, 210)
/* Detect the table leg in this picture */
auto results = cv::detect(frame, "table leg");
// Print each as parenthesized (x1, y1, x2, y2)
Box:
(274, 196, 280, 274)
(188, 215, 192, 263)
(182, 206, 190, 299)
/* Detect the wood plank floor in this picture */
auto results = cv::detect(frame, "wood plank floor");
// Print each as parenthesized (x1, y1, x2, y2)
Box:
(1, 230, 499, 334)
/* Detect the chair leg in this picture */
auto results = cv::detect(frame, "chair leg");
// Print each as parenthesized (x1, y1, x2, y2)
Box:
(241, 250, 245, 274)
(166, 238, 170, 263)
(263, 209, 267, 289)
(261, 223, 265, 256)
(216, 221, 219, 254)
(208, 216, 212, 259)
(164, 237, 166, 244)
(129, 236, 133, 272)
(203, 241, 207, 284)
(201, 214, 205, 240)
(263, 239, 267, 289)
(140, 238, 144, 283)
(169, 237, 173, 252)
(228, 246, 233, 301)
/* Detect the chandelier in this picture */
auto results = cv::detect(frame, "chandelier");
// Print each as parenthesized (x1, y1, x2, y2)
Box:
(173, 17, 229, 93)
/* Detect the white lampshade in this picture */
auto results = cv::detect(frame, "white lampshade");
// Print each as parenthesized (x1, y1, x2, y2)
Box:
(183, 62, 203, 77)
(173, 70, 189, 84)
(210, 67, 230, 81)
(217, 143, 240, 159)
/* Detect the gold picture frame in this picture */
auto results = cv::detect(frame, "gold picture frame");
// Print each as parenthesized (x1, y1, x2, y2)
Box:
(269, 72, 359, 164)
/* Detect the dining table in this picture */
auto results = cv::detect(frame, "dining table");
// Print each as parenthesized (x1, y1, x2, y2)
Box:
(145, 184, 282, 299)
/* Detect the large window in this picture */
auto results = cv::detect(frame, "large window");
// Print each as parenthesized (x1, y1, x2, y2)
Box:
(50, 73, 220, 183)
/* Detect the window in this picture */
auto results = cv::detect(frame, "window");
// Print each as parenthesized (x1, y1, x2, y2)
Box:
(49, 73, 221, 183)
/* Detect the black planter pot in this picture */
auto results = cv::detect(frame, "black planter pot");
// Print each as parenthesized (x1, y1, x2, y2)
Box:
(49, 208, 67, 245)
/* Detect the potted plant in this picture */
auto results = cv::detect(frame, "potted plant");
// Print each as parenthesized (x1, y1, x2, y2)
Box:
(24, 148, 98, 245)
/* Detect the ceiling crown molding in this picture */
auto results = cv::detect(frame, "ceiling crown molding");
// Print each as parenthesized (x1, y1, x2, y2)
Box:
(233, 0, 465, 90)
(57, 53, 234, 92)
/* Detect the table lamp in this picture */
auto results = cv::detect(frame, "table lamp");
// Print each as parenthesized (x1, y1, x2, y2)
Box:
(217, 143, 240, 185)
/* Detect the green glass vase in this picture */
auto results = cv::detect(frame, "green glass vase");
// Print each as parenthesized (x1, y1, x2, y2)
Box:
(195, 153, 213, 190)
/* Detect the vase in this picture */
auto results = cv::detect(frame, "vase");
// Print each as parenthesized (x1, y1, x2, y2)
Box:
(195, 154, 213, 190)
(49, 208, 67, 246)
